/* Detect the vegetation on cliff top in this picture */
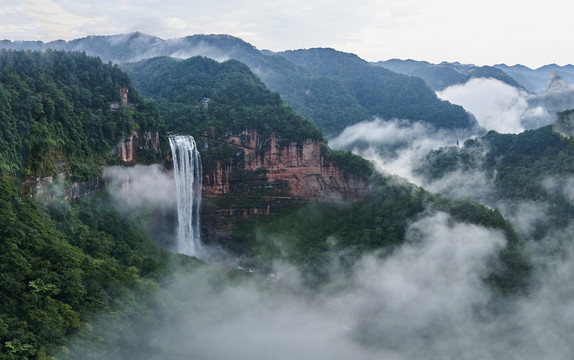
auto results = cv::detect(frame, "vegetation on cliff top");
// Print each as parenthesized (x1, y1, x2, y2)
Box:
(0, 50, 179, 358)
(123, 56, 323, 143)
(0, 49, 161, 180)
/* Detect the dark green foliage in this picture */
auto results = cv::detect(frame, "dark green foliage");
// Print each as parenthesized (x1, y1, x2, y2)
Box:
(417, 125, 574, 235)
(0, 50, 174, 358)
(279, 48, 476, 134)
(0, 49, 161, 179)
(123, 56, 322, 142)
(248, 176, 529, 293)
(0, 175, 204, 359)
(321, 145, 374, 178)
(422, 126, 574, 199)
(0, 177, 166, 358)
(0, 33, 486, 137)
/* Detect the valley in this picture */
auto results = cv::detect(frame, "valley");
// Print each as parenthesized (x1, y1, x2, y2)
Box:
(0, 35, 573, 359)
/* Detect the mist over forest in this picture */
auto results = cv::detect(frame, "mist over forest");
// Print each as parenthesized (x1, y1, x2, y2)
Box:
(1, 34, 574, 359)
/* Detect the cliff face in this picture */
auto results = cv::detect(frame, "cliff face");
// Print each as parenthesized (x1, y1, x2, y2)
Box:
(202, 129, 369, 200)
(22, 173, 103, 200)
(113, 131, 160, 163)
(197, 129, 371, 252)
(24, 131, 161, 198)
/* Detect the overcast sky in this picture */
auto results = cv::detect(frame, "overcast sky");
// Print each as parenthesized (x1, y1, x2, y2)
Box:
(1, 0, 573, 68)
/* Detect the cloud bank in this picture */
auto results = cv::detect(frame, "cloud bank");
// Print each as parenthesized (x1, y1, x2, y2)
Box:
(61, 209, 574, 359)
(328, 118, 465, 180)
(103, 164, 176, 214)
(437, 78, 551, 133)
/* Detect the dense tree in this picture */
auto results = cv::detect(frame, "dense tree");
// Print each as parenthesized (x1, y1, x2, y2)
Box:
(0, 49, 161, 180)
(124, 56, 323, 142)
(247, 175, 529, 293)
(416, 125, 574, 237)
(279, 48, 477, 134)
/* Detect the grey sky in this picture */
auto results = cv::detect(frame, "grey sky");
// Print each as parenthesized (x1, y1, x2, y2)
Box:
(2, 0, 573, 68)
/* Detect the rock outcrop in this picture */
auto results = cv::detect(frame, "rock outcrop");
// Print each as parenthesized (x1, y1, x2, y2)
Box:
(113, 131, 161, 163)
(22, 173, 103, 200)
(195, 128, 372, 251)
(202, 129, 370, 200)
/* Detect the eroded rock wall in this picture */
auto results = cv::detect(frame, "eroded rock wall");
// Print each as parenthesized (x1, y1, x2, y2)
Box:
(202, 129, 369, 200)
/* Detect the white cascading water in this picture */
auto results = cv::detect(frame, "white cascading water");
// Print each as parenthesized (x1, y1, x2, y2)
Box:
(169, 135, 203, 256)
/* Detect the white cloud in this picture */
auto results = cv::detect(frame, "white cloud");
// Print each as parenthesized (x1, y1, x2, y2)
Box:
(103, 164, 176, 214)
(0, 5, 21, 16)
(328, 118, 431, 149)
(437, 78, 555, 134)
(543, 175, 574, 205)
(328, 118, 464, 182)
(19, 0, 106, 40)
(0, 0, 573, 67)
(65, 212, 517, 359)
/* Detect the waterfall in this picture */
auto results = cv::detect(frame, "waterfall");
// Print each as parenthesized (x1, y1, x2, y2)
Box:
(169, 135, 203, 256)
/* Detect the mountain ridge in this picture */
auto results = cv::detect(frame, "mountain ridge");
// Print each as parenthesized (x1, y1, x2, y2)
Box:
(0, 32, 478, 136)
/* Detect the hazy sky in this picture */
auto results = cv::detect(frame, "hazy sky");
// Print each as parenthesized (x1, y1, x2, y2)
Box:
(1, 0, 572, 68)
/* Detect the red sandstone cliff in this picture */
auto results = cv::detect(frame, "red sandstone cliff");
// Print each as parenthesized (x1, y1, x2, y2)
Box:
(202, 129, 369, 200)
(114, 131, 160, 163)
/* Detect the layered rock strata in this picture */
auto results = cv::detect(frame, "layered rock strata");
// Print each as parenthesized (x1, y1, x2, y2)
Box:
(202, 129, 369, 200)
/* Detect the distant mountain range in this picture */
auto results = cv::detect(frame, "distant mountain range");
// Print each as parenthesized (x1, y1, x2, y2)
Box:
(375, 59, 574, 94)
(2, 32, 572, 135)
(0, 33, 475, 135)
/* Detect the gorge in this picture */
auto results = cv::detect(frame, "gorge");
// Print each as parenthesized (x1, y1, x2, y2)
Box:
(0, 47, 562, 360)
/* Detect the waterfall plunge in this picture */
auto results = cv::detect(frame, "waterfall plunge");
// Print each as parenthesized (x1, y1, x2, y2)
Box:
(169, 135, 203, 256)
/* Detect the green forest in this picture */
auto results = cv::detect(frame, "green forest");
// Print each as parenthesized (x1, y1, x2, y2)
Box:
(0, 50, 533, 358)
(416, 124, 574, 238)
(0, 34, 479, 138)
(0, 50, 161, 180)
(278, 48, 477, 134)
(0, 50, 186, 359)
(123, 56, 323, 143)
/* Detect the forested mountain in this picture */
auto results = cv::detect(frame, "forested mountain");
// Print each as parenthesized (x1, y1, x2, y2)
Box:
(375, 59, 526, 91)
(415, 121, 574, 239)
(0, 49, 161, 180)
(0, 50, 196, 359)
(0, 49, 535, 358)
(278, 48, 477, 134)
(0, 33, 477, 136)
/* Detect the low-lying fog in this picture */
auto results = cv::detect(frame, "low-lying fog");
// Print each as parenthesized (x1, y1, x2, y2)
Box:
(64, 76, 574, 359)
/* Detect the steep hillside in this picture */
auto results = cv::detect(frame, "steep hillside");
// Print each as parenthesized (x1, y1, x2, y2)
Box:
(1, 33, 477, 136)
(0, 50, 195, 359)
(280, 48, 477, 133)
(0, 49, 162, 181)
(415, 122, 574, 239)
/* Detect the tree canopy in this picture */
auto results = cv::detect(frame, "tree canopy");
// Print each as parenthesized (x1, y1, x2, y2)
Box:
(0, 49, 161, 180)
